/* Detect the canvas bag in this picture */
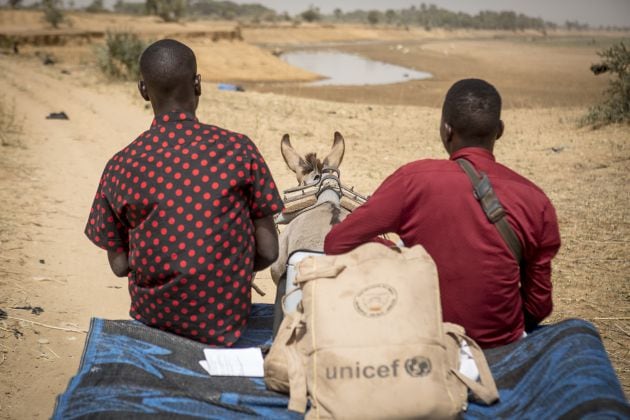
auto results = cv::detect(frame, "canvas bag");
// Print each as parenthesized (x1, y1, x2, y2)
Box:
(264, 242, 498, 419)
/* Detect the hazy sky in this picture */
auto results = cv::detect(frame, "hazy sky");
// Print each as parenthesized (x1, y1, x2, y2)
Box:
(233, 0, 630, 27)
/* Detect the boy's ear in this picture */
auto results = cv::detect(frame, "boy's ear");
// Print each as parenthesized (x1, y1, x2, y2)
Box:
(441, 122, 453, 143)
(194, 74, 202, 97)
(138, 80, 149, 101)
(496, 120, 504, 141)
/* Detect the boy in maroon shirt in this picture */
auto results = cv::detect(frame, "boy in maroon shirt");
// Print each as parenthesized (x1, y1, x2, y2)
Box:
(325, 79, 561, 348)
(85, 39, 283, 346)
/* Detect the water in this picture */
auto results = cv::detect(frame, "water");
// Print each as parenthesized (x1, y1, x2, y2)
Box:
(281, 50, 432, 86)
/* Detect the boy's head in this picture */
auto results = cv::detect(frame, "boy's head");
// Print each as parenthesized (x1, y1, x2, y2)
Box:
(440, 78, 504, 154)
(138, 39, 201, 114)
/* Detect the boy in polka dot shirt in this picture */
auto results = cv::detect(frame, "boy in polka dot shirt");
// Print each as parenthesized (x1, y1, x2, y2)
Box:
(85, 39, 283, 346)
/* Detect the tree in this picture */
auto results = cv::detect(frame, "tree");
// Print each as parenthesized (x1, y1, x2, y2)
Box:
(42, 0, 64, 28)
(8, 0, 23, 8)
(333, 8, 342, 21)
(146, 0, 186, 22)
(385, 9, 396, 24)
(583, 42, 630, 127)
(86, 0, 105, 13)
(114, 0, 145, 14)
(300, 6, 320, 23)
(367, 10, 379, 26)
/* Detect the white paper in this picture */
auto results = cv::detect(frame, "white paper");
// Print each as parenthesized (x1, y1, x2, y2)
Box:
(199, 360, 212, 376)
(201, 348, 264, 377)
(459, 341, 480, 381)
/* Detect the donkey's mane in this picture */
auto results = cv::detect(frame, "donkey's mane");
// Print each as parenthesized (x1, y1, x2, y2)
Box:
(301, 153, 323, 174)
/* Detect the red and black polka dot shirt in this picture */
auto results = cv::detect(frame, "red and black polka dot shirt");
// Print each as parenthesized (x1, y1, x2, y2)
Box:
(85, 111, 283, 346)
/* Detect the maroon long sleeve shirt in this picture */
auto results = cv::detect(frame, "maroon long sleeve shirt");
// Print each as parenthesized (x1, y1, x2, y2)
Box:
(324, 147, 560, 348)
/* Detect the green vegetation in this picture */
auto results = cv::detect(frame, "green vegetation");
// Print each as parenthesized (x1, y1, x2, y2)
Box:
(97, 32, 147, 81)
(189, 0, 277, 21)
(41, 0, 64, 28)
(146, 0, 187, 22)
(98, 1, 602, 31)
(582, 42, 630, 128)
(300, 6, 321, 23)
(146, 0, 280, 22)
(367, 10, 379, 26)
(332, 4, 554, 31)
(85, 0, 106, 13)
(113, 1, 145, 15)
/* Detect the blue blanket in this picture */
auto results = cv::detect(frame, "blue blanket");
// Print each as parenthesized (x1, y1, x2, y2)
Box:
(53, 305, 629, 419)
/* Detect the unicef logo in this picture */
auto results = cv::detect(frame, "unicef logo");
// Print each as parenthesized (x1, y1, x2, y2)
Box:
(405, 356, 432, 377)
(353, 284, 397, 317)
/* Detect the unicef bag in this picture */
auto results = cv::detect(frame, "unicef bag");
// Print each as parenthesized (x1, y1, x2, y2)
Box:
(266, 243, 498, 419)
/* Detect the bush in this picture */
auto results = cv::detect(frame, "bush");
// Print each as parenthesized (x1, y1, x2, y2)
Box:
(188, 0, 277, 21)
(42, 0, 64, 28)
(113, 1, 145, 15)
(146, 0, 187, 22)
(86, 0, 105, 13)
(97, 32, 147, 80)
(300, 7, 321, 23)
(582, 42, 630, 128)
(367, 10, 380, 25)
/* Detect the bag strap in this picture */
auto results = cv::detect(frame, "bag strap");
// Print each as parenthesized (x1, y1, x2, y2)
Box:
(295, 258, 346, 284)
(296, 243, 423, 284)
(444, 323, 499, 405)
(456, 159, 522, 263)
(286, 317, 309, 413)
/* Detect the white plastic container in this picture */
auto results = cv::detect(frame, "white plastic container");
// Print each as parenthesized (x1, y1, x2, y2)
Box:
(284, 251, 323, 313)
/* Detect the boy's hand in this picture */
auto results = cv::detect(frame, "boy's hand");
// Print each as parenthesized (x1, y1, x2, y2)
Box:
(253, 215, 279, 271)
(107, 250, 130, 277)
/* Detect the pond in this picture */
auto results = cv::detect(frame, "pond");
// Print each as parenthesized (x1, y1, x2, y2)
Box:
(281, 50, 432, 86)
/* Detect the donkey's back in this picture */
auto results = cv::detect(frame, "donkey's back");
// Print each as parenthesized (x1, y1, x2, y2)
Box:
(271, 201, 348, 284)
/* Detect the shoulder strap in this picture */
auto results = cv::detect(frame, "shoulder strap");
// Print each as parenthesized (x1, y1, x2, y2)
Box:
(456, 159, 522, 263)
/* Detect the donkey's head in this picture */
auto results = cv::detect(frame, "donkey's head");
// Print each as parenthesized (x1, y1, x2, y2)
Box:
(280, 131, 345, 186)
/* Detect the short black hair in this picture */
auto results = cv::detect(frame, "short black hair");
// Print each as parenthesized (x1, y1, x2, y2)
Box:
(139, 39, 197, 94)
(442, 79, 502, 144)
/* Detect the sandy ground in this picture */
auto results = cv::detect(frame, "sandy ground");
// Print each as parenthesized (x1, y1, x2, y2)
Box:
(0, 11, 628, 419)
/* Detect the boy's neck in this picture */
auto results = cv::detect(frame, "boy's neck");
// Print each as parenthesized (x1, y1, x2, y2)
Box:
(151, 100, 197, 118)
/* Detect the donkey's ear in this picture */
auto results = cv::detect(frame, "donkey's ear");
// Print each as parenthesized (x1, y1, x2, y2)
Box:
(323, 131, 345, 169)
(281, 134, 304, 173)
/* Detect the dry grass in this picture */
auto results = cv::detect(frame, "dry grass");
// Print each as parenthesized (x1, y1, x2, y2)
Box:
(0, 97, 23, 148)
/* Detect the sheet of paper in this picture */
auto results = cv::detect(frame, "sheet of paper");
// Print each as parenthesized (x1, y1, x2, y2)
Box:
(202, 347, 264, 377)
(199, 360, 212, 376)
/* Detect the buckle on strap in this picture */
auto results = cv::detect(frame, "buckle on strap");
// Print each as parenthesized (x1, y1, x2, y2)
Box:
(473, 173, 506, 223)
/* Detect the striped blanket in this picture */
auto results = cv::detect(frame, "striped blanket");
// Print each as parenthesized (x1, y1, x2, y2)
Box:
(53, 304, 629, 419)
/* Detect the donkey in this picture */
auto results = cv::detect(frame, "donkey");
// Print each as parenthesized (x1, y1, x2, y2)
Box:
(270, 132, 349, 331)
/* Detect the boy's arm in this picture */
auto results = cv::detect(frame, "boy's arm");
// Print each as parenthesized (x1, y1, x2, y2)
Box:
(253, 215, 279, 271)
(85, 160, 131, 277)
(107, 250, 130, 277)
(243, 137, 283, 272)
(521, 201, 561, 331)
(324, 170, 406, 255)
